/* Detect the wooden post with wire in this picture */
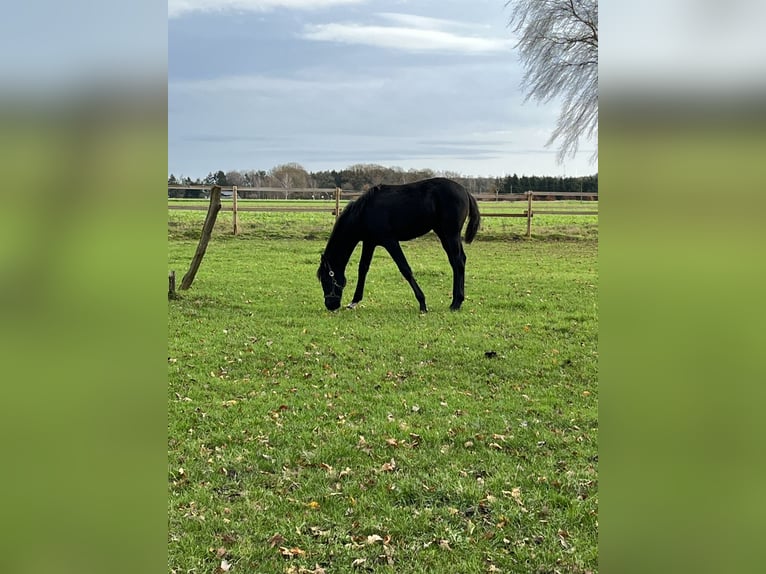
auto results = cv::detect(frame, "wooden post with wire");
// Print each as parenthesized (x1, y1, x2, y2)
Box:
(334, 187, 341, 221)
(232, 185, 239, 235)
(168, 270, 176, 299)
(180, 185, 222, 290)
(526, 190, 533, 238)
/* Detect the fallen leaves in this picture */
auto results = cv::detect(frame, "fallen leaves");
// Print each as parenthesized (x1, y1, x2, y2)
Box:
(280, 546, 307, 558)
(285, 566, 326, 574)
(285, 564, 327, 574)
(365, 534, 384, 545)
(379, 458, 397, 473)
(503, 487, 528, 513)
(345, 534, 395, 568)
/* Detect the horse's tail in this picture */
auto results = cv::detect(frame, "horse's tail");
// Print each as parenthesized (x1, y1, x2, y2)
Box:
(464, 191, 480, 243)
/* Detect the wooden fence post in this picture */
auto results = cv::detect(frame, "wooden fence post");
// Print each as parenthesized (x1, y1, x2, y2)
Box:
(335, 187, 341, 221)
(168, 270, 176, 299)
(232, 185, 239, 235)
(526, 191, 533, 238)
(181, 185, 222, 290)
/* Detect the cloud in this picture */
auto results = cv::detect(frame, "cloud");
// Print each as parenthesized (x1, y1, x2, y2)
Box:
(168, 0, 365, 19)
(169, 73, 385, 94)
(301, 19, 513, 54)
(375, 12, 483, 32)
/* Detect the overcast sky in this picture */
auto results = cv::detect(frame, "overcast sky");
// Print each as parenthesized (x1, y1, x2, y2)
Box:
(168, 0, 598, 180)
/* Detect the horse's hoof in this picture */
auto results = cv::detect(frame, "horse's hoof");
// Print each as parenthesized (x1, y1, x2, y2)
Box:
(347, 302, 358, 310)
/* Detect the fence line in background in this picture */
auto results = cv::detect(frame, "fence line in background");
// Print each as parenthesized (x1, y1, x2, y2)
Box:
(168, 186, 597, 238)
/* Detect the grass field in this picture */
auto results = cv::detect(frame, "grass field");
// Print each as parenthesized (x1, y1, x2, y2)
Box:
(168, 208, 598, 573)
(168, 200, 598, 243)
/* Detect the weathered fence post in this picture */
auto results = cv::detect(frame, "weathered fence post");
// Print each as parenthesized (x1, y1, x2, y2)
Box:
(180, 185, 222, 290)
(168, 270, 176, 299)
(232, 185, 239, 235)
(335, 187, 341, 221)
(526, 191, 533, 238)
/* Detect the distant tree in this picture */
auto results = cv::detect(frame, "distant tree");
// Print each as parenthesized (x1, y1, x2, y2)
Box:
(168, 174, 178, 185)
(311, 170, 339, 189)
(225, 170, 245, 187)
(405, 168, 435, 184)
(202, 172, 216, 185)
(506, 0, 598, 163)
(387, 166, 408, 184)
(340, 165, 368, 190)
(214, 170, 228, 186)
(243, 169, 268, 188)
(269, 163, 309, 197)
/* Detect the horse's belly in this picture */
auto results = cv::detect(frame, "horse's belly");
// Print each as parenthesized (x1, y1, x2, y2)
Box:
(399, 226, 431, 241)
(364, 210, 434, 242)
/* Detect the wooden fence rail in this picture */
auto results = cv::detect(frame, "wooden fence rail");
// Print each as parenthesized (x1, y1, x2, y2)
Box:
(168, 186, 597, 238)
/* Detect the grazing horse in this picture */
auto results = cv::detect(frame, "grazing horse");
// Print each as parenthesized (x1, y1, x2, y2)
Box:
(317, 177, 480, 312)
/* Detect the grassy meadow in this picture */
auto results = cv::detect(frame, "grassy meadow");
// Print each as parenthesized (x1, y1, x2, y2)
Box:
(168, 204, 598, 573)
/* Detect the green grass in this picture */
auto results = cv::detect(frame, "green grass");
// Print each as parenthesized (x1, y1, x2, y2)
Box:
(168, 215, 598, 573)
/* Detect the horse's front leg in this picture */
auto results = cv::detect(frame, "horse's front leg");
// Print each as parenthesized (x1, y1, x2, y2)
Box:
(348, 242, 376, 309)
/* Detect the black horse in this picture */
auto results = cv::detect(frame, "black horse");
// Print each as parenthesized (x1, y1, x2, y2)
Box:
(317, 177, 480, 312)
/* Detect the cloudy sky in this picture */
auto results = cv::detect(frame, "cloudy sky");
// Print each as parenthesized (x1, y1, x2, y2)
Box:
(168, 0, 598, 180)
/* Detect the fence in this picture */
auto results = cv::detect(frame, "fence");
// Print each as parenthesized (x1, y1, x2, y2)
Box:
(168, 185, 597, 238)
(472, 191, 598, 237)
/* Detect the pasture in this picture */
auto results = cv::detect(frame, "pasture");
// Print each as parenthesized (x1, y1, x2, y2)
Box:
(168, 205, 598, 573)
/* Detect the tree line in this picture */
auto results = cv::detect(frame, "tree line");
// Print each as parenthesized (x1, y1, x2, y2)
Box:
(168, 163, 597, 199)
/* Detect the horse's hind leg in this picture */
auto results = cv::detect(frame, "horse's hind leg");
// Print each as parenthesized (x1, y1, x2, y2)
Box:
(382, 240, 428, 312)
(439, 234, 467, 310)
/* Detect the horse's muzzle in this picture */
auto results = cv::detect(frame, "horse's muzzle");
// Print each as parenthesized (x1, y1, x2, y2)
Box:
(324, 297, 341, 311)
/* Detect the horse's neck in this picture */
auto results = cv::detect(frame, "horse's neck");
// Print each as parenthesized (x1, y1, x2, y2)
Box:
(326, 220, 360, 271)
(327, 235, 358, 271)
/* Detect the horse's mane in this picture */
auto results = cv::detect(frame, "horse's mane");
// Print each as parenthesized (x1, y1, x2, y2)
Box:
(336, 189, 374, 225)
(326, 196, 362, 250)
(323, 190, 377, 258)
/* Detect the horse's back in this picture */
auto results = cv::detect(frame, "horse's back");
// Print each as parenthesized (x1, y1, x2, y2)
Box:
(362, 178, 469, 241)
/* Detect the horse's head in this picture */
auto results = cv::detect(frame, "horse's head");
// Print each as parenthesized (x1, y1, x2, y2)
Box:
(317, 254, 346, 311)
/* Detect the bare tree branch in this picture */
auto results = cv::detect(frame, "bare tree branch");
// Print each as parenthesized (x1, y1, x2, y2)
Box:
(506, 0, 598, 163)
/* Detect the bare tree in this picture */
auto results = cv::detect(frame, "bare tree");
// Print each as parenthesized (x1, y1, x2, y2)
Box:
(269, 163, 309, 198)
(243, 169, 267, 188)
(225, 170, 245, 187)
(507, 0, 598, 163)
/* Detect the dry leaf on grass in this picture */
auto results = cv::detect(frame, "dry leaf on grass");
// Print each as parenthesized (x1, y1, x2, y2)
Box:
(365, 534, 384, 545)
(380, 459, 397, 472)
(279, 546, 306, 558)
